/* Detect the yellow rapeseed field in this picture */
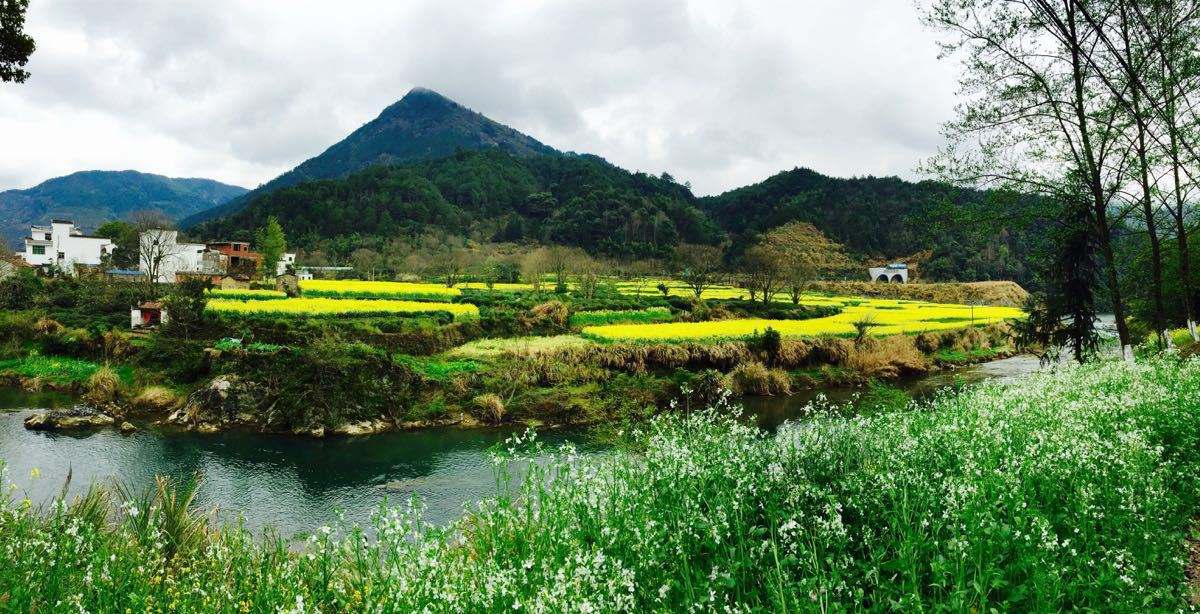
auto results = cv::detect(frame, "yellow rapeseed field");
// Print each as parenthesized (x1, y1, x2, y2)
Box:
(206, 297, 479, 319)
(298, 279, 461, 299)
(582, 300, 1024, 341)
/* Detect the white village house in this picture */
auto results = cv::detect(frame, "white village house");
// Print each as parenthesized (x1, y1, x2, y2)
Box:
(138, 227, 299, 283)
(139, 229, 214, 283)
(19, 220, 115, 274)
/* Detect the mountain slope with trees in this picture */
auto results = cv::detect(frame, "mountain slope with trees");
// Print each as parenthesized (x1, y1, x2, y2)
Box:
(0, 170, 246, 247)
(182, 87, 559, 227)
(194, 149, 720, 259)
(699, 167, 1040, 286)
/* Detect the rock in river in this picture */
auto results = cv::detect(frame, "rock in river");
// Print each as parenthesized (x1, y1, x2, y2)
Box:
(168, 375, 269, 432)
(24, 405, 116, 430)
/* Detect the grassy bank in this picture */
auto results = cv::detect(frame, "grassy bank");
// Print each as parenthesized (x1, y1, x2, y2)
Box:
(2, 357, 1198, 610)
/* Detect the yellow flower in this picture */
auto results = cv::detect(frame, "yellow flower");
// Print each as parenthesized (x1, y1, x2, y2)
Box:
(29, 467, 40, 479)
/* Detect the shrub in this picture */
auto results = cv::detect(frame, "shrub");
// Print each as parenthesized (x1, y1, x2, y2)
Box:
(471, 393, 506, 424)
(83, 365, 122, 406)
(844, 335, 928, 379)
(729, 362, 791, 395)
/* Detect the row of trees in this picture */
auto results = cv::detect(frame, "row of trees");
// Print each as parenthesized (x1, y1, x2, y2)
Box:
(924, 0, 1200, 359)
(311, 221, 858, 303)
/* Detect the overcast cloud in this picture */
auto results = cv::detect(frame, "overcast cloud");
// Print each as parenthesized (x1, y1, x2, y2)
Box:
(0, 0, 959, 196)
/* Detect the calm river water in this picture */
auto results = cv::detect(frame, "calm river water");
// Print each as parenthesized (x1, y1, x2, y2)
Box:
(0, 355, 1042, 537)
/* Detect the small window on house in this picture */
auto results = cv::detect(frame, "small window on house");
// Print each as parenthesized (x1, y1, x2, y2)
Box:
(32, 245, 45, 255)
(43, 233, 50, 240)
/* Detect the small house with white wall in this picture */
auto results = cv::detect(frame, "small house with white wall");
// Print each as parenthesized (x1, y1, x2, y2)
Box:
(868, 263, 909, 284)
(139, 229, 211, 283)
(276, 252, 296, 276)
(20, 220, 115, 275)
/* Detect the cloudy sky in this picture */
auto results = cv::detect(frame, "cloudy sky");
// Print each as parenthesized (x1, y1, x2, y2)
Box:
(0, 0, 960, 196)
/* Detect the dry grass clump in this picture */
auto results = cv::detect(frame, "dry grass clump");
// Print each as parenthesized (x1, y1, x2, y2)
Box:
(525, 301, 569, 329)
(471, 393, 506, 424)
(133, 386, 181, 413)
(101, 330, 133, 359)
(552, 342, 753, 373)
(34, 318, 65, 335)
(83, 365, 121, 406)
(844, 336, 929, 379)
(730, 362, 792, 395)
(808, 280, 1030, 307)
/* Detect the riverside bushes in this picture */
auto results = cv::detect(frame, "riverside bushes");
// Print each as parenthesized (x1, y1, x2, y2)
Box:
(3, 358, 1199, 610)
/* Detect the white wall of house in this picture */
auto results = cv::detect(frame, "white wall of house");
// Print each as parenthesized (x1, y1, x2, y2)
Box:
(139, 229, 209, 283)
(20, 221, 115, 274)
(276, 252, 296, 276)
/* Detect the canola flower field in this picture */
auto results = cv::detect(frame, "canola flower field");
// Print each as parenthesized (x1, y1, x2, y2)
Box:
(206, 288, 287, 301)
(206, 297, 479, 320)
(204, 279, 1023, 338)
(3, 358, 1197, 611)
(583, 299, 1025, 341)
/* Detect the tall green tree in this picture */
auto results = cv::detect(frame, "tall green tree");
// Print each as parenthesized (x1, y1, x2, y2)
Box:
(255, 216, 287, 279)
(95, 220, 139, 269)
(0, 0, 35, 83)
(923, 0, 1138, 356)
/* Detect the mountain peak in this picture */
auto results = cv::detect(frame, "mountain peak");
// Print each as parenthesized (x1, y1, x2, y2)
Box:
(184, 88, 559, 228)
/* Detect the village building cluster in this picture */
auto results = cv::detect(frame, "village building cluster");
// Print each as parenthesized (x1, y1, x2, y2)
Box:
(11, 220, 297, 285)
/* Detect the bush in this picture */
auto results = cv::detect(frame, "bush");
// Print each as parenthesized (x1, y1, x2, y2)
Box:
(729, 362, 791, 395)
(83, 365, 122, 406)
(471, 393, 506, 424)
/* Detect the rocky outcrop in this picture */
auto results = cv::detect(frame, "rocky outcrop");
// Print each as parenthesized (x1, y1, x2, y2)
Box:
(330, 419, 392, 436)
(167, 375, 270, 433)
(24, 405, 115, 430)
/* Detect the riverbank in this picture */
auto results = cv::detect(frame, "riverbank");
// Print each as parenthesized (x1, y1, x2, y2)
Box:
(3, 356, 1196, 611)
(0, 355, 1043, 535)
(0, 273, 1027, 436)
(3, 321, 1020, 437)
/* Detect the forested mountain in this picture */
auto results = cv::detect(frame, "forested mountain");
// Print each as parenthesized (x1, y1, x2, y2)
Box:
(183, 88, 1039, 284)
(0, 170, 246, 247)
(699, 167, 1040, 285)
(182, 87, 558, 227)
(194, 149, 721, 259)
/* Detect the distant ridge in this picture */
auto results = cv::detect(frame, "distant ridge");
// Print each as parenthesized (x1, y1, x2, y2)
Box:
(0, 170, 246, 247)
(181, 87, 558, 227)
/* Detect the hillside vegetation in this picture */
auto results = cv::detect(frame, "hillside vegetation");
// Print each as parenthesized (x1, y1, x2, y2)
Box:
(194, 149, 721, 259)
(700, 167, 1041, 286)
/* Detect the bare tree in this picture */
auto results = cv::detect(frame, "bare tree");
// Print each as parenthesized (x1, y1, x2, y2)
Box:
(134, 211, 183, 285)
(761, 222, 855, 304)
(350, 248, 384, 281)
(674, 243, 725, 298)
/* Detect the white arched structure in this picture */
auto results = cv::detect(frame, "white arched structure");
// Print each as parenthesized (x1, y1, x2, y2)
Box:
(868, 263, 909, 284)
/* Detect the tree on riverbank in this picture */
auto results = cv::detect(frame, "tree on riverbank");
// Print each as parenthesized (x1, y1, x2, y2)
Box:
(922, 0, 1200, 358)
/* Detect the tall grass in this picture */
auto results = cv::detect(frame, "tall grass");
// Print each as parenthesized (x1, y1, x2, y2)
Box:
(2, 358, 1199, 610)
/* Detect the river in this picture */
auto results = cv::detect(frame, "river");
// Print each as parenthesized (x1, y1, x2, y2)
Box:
(0, 355, 1042, 537)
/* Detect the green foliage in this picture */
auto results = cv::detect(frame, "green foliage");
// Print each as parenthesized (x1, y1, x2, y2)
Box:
(0, 355, 130, 386)
(255, 215, 288, 277)
(162, 278, 212, 339)
(0, 0, 35, 83)
(700, 167, 1042, 287)
(195, 149, 722, 259)
(392, 354, 479, 382)
(568, 307, 673, 327)
(3, 360, 1199, 610)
